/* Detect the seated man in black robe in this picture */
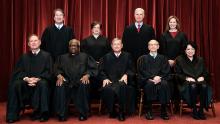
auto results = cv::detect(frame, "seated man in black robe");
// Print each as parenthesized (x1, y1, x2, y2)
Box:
(99, 38, 136, 121)
(137, 39, 171, 120)
(53, 39, 97, 121)
(6, 34, 53, 123)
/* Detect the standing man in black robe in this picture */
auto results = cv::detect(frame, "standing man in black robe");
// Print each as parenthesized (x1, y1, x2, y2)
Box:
(41, 8, 74, 61)
(41, 8, 74, 116)
(99, 38, 136, 121)
(122, 8, 155, 64)
(137, 40, 171, 120)
(6, 34, 53, 123)
(81, 21, 110, 101)
(53, 39, 97, 121)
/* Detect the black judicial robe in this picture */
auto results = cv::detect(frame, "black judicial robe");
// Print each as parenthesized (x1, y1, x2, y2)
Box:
(137, 54, 171, 103)
(159, 31, 188, 60)
(122, 24, 155, 62)
(41, 25, 74, 60)
(54, 52, 98, 116)
(99, 52, 136, 113)
(6, 50, 53, 120)
(175, 55, 211, 108)
(81, 35, 110, 62)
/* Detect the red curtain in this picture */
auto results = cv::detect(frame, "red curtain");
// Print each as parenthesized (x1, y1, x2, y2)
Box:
(1, 0, 220, 101)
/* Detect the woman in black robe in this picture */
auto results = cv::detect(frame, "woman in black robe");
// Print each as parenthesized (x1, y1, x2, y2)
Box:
(175, 42, 210, 120)
(80, 21, 110, 100)
(159, 16, 188, 111)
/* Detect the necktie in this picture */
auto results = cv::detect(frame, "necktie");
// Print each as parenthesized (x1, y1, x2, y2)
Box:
(137, 24, 141, 33)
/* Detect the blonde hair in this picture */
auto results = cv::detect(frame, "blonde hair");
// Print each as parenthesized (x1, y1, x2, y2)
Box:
(134, 8, 145, 15)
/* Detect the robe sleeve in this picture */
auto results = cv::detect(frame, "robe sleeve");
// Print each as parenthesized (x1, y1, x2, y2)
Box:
(159, 34, 167, 55)
(10, 55, 27, 82)
(41, 27, 49, 51)
(137, 56, 154, 87)
(125, 54, 135, 84)
(80, 39, 88, 53)
(158, 56, 170, 80)
(69, 27, 75, 40)
(85, 56, 98, 77)
(126, 54, 135, 78)
(54, 56, 65, 77)
(175, 57, 187, 83)
(201, 58, 210, 83)
(149, 26, 156, 39)
(180, 33, 188, 54)
(122, 27, 129, 50)
(38, 55, 53, 81)
(98, 57, 109, 81)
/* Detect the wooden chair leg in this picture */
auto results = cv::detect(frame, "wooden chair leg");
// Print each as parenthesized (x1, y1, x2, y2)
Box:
(180, 99, 183, 117)
(99, 99, 102, 115)
(211, 100, 216, 117)
(170, 100, 173, 115)
(139, 91, 143, 117)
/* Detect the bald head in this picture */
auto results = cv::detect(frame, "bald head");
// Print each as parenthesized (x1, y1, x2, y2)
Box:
(134, 8, 145, 15)
(148, 39, 159, 52)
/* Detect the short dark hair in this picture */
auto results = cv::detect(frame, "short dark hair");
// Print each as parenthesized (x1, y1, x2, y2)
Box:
(54, 8, 65, 16)
(183, 41, 197, 51)
(91, 21, 102, 29)
(69, 39, 80, 47)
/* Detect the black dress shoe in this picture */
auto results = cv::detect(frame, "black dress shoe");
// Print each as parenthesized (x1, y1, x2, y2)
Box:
(58, 116, 67, 122)
(118, 113, 125, 121)
(192, 113, 200, 120)
(30, 111, 41, 120)
(79, 115, 87, 121)
(145, 111, 154, 120)
(160, 112, 169, 120)
(198, 109, 206, 120)
(6, 119, 17, 123)
(39, 112, 49, 122)
(198, 113, 206, 120)
(109, 112, 117, 118)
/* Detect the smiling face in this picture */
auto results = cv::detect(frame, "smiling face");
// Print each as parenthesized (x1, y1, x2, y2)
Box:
(28, 35, 41, 50)
(92, 24, 101, 35)
(134, 8, 145, 23)
(54, 9, 64, 24)
(69, 40, 80, 54)
(169, 18, 177, 30)
(148, 40, 159, 52)
(185, 44, 195, 58)
(111, 38, 123, 53)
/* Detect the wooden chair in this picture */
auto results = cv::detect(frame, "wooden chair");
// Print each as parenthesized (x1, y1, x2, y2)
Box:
(178, 74, 216, 117)
(179, 98, 216, 117)
(138, 89, 173, 117)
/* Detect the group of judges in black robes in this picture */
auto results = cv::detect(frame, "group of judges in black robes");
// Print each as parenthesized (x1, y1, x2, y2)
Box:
(6, 7, 211, 123)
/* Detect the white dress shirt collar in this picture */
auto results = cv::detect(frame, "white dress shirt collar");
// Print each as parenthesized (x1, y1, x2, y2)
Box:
(55, 23, 64, 29)
(135, 22, 143, 29)
(32, 49, 40, 55)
